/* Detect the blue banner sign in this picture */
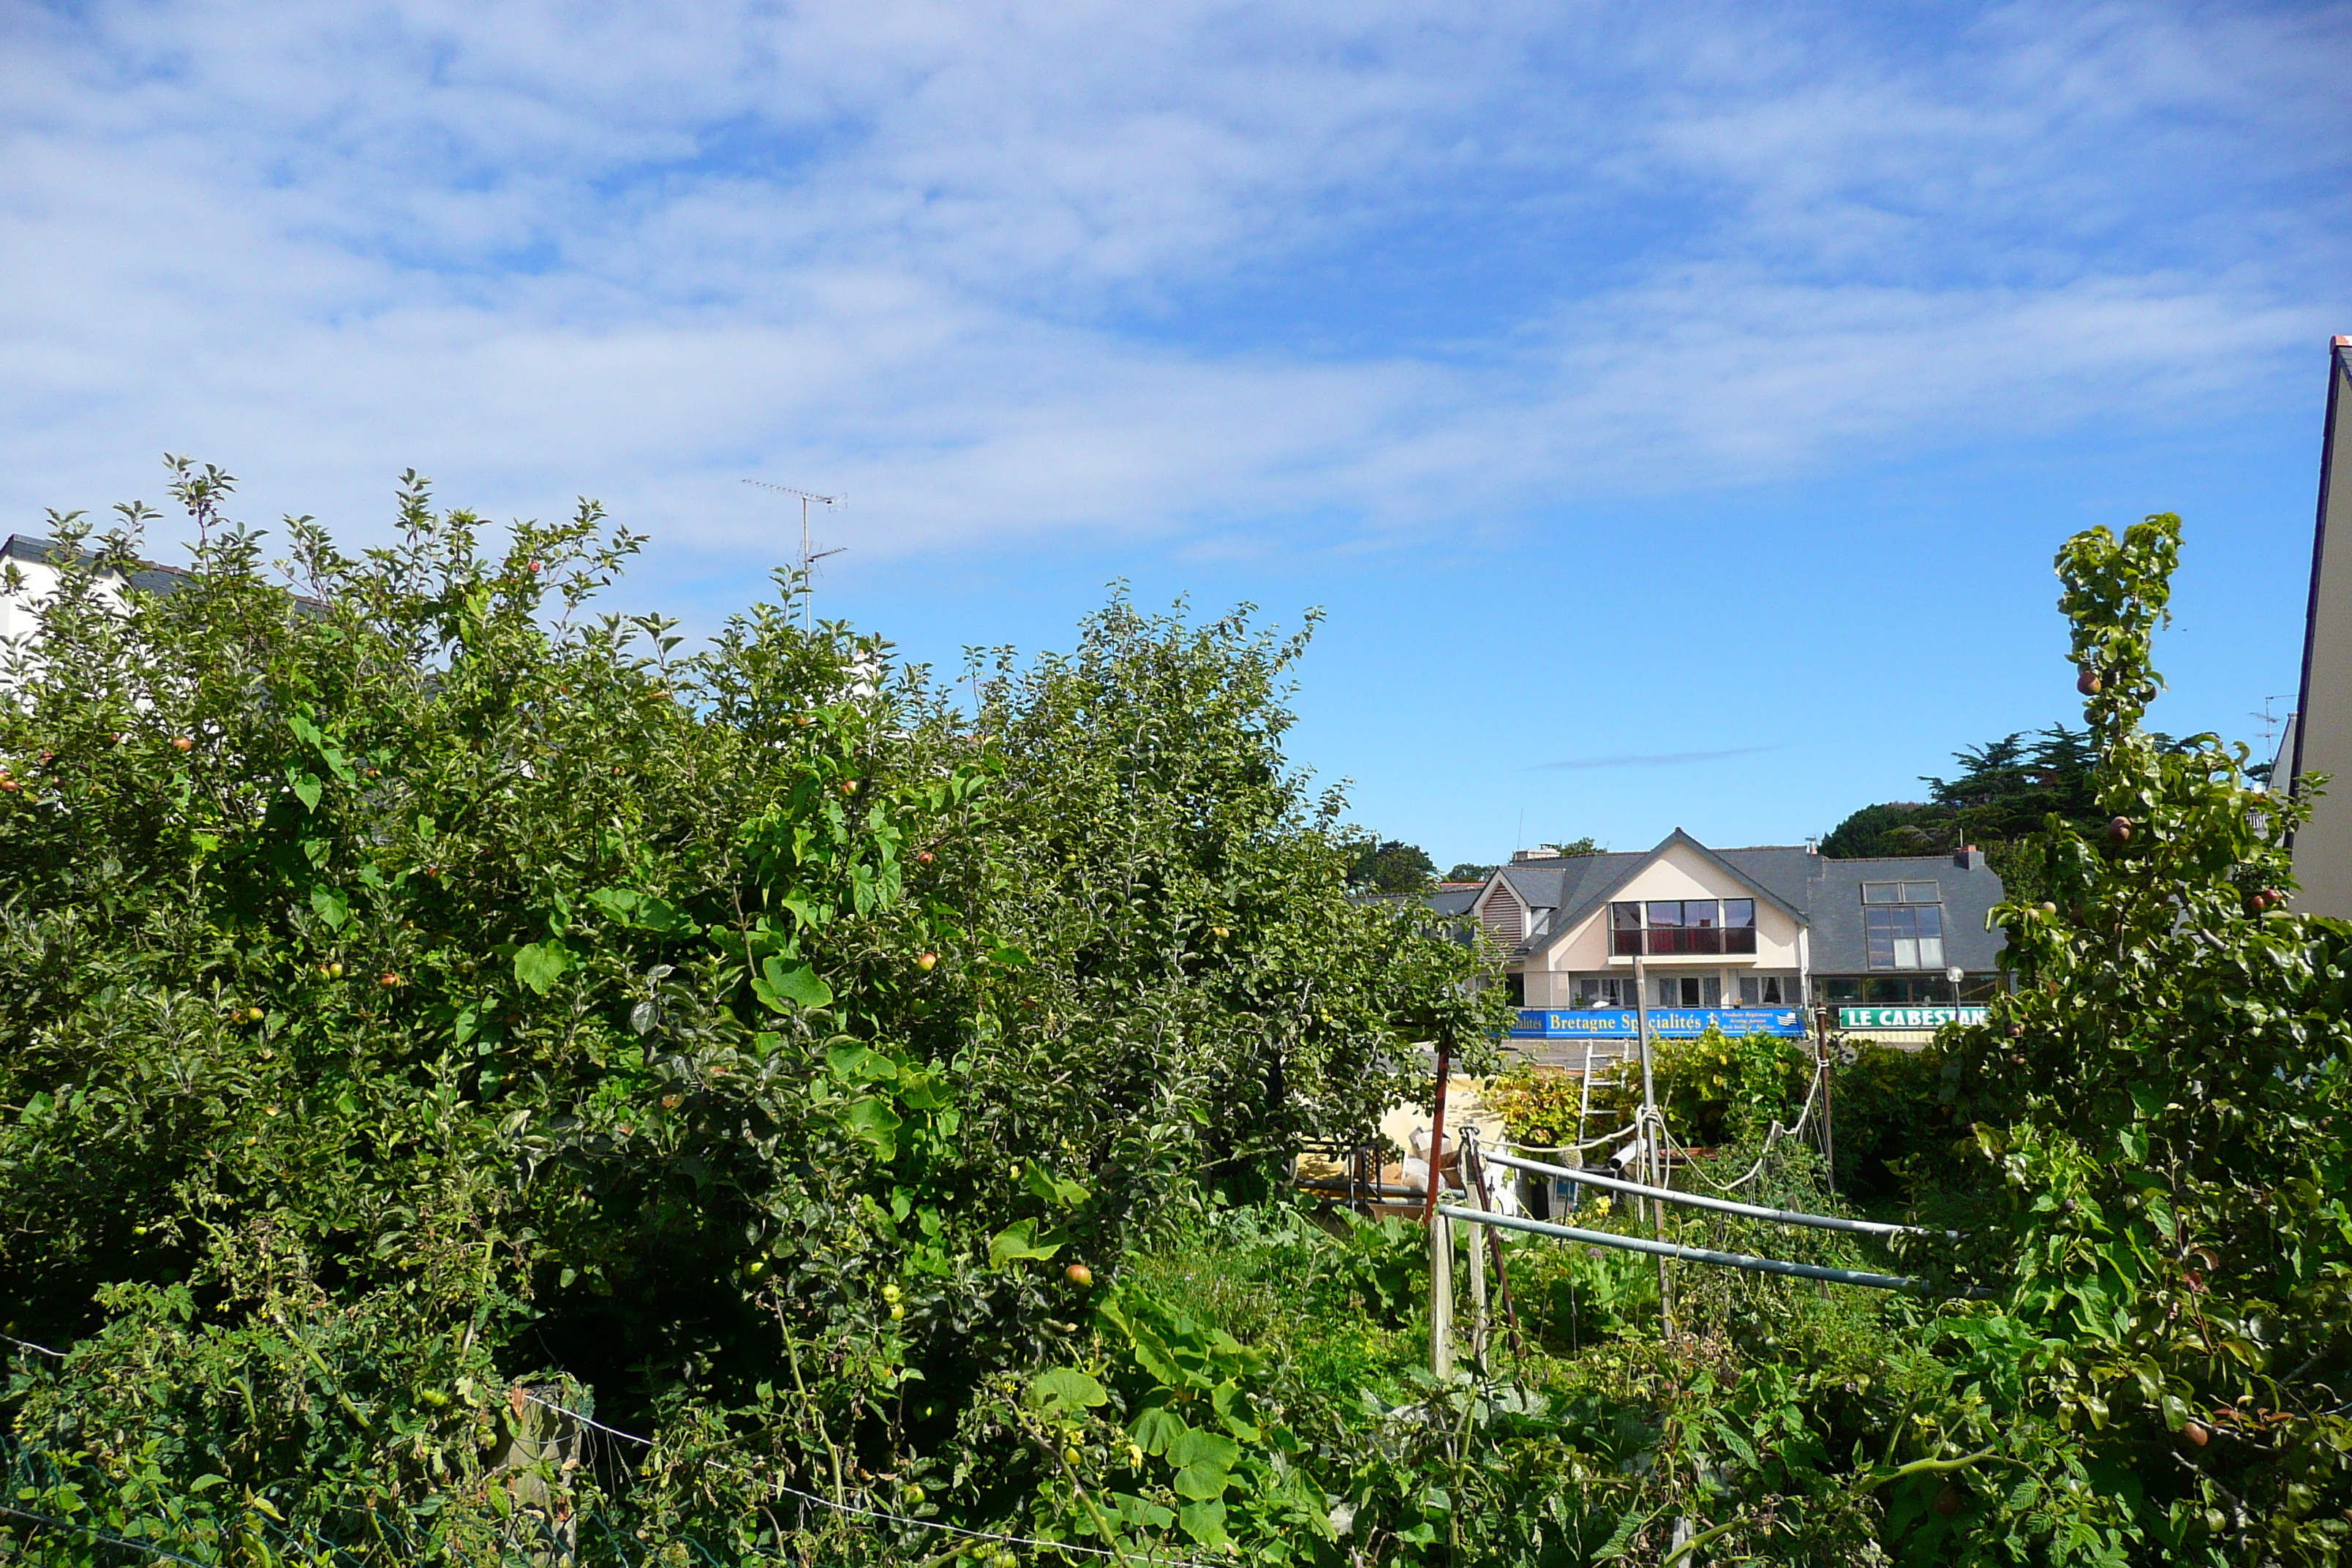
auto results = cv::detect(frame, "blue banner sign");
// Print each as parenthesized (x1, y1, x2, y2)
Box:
(1511, 1008, 1806, 1040)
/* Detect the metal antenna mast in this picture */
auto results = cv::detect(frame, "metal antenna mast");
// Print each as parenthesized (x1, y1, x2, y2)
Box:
(742, 480, 846, 631)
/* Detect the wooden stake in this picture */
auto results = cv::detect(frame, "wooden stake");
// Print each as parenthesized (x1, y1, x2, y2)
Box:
(1426, 1039, 1454, 1379)
(1431, 1211, 1453, 1378)
(1463, 1134, 1526, 1361)
(1420, 1041, 1451, 1227)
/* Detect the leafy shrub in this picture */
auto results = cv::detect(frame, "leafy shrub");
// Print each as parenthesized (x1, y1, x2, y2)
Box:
(0, 469, 1508, 1563)
(1825, 1041, 1956, 1199)
(1587, 1025, 1814, 1147)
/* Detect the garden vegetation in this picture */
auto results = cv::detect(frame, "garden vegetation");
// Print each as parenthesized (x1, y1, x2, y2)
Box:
(1, 474, 2345, 1564)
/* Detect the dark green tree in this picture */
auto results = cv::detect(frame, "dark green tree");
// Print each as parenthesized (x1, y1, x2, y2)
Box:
(1345, 838, 1436, 893)
(1442, 862, 1498, 883)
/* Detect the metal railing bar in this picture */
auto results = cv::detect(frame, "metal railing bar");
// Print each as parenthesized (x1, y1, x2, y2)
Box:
(1483, 1146, 1950, 1239)
(1435, 1205, 1979, 1295)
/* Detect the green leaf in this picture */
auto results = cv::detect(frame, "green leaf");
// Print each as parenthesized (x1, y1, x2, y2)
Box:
(310, 885, 348, 930)
(1131, 1406, 1188, 1457)
(988, 1220, 1066, 1267)
(1168, 1427, 1238, 1501)
(513, 940, 571, 995)
(588, 886, 695, 935)
(291, 773, 323, 813)
(826, 1041, 898, 1082)
(1025, 1165, 1090, 1208)
(840, 1096, 902, 1161)
(1176, 1499, 1228, 1548)
(1027, 1368, 1108, 1416)
(753, 957, 832, 1012)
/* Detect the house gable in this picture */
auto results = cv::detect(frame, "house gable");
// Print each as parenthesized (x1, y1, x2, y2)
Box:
(1524, 829, 1808, 971)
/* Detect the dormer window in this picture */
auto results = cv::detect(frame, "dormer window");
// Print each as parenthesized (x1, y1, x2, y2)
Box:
(1862, 881, 1944, 968)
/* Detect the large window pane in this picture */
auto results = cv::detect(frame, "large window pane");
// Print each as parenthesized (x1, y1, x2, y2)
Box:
(1920, 936, 1945, 968)
(1914, 905, 1943, 941)
(1862, 882, 1899, 904)
(1901, 881, 1940, 903)
(1724, 899, 1754, 927)
(1610, 900, 1643, 956)
(1891, 906, 1921, 968)
(1866, 907, 1896, 968)
(1683, 900, 1720, 953)
(1646, 901, 1684, 927)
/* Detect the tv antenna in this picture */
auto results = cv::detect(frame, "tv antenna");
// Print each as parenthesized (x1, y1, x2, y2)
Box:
(742, 480, 846, 631)
(2253, 694, 2294, 750)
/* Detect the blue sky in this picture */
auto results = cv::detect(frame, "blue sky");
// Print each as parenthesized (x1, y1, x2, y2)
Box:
(4, 1, 2348, 868)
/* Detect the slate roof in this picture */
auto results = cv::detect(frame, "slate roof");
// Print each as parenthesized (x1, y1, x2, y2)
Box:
(1801, 852, 2007, 974)
(1425, 885, 1482, 919)
(1469, 830, 2005, 971)
(4, 534, 195, 598)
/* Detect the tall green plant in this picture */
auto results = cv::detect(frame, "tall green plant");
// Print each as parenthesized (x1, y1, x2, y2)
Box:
(1934, 513, 2352, 1562)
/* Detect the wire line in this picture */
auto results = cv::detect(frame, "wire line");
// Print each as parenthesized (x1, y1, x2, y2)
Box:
(514, 1388, 1222, 1568)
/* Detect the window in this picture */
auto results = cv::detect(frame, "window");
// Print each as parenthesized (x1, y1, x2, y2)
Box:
(1572, 976, 1638, 1008)
(1613, 897, 1762, 956)
(1655, 976, 1719, 1008)
(1609, 900, 1643, 956)
(1651, 900, 1723, 954)
(1738, 975, 1794, 1005)
(1866, 904, 1944, 969)
(1862, 880, 1941, 906)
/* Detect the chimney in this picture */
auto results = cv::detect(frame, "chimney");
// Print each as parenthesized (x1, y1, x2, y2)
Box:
(1955, 845, 1982, 869)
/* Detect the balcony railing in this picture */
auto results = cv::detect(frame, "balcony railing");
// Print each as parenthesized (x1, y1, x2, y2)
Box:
(1610, 927, 1758, 957)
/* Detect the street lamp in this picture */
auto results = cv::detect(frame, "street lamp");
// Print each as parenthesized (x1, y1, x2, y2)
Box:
(1946, 964, 1966, 1013)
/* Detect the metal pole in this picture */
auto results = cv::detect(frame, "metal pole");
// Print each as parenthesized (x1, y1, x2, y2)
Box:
(1817, 1009, 1838, 1198)
(1570, 1028, 1597, 1214)
(1436, 1205, 1978, 1295)
(1634, 954, 1671, 1338)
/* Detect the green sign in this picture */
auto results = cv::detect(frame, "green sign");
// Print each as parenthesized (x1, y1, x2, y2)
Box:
(1839, 1006, 1986, 1030)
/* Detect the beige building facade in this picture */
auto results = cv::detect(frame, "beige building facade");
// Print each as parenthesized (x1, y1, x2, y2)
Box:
(2287, 338, 2352, 918)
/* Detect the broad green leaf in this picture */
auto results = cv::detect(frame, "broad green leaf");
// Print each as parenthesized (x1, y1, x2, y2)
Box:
(1025, 1165, 1090, 1207)
(589, 886, 695, 935)
(753, 957, 832, 1012)
(310, 885, 348, 930)
(1176, 1499, 1228, 1548)
(1131, 1406, 1188, 1457)
(514, 940, 570, 995)
(988, 1220, 1065, 1267)
(291, 773, 323, 813)
(826, 1041, 897, 1082)
(1027, 1368, 1107, 1415)
(840, 1097, 902, 1161)
(1166, 1428, 1238, 1473)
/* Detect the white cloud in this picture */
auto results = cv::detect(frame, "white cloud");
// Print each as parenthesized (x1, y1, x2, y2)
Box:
(0, 0, 2342, 566)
